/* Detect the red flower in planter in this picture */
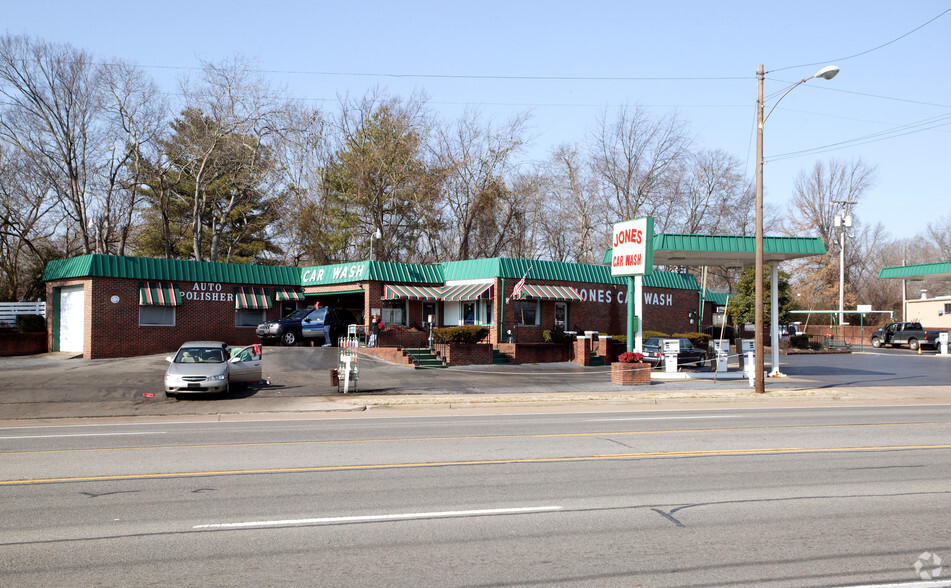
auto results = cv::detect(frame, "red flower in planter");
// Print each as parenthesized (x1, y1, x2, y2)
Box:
(618, 351, 644, 363)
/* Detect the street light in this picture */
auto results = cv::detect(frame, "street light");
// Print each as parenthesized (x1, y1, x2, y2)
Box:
(369, 227, 382, 261)
(754, 63, 839, 394)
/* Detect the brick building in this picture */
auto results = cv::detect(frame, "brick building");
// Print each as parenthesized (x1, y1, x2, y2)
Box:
(44, 253, 704, 359)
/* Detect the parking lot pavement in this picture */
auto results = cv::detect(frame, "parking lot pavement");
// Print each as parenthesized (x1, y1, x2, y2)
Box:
(1, 347, 950, 423)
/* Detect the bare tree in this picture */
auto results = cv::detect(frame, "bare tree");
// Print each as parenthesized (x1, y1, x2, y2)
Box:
(96, 60, 166, 256)
(0, 34, 103, 254)
(590, 104, 690, 232)
(786, 158, 877, 312)
(174, 55, 287, 262)
(434, 109, 530, 260)
(538, 144, 599, 263)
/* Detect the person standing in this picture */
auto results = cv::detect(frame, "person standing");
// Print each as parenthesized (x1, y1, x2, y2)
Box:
(368, 314, 381, 347)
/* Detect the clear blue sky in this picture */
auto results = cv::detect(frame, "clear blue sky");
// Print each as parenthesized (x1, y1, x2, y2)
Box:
(5, 1, 950, 240)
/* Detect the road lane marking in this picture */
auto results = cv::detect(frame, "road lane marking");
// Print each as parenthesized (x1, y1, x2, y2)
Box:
(0, 432, 166, 440)
(585, 415, 737, 422)
(193, 506, 564, 530)
(3, 444, 951, 486)
(3, 421, 951, 456)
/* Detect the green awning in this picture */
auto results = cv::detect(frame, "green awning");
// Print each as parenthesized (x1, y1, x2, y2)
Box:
(382, 284, 443, 300)
(235, 286, 272, 310)
(515, 284, 582, 301)
(441, 283, 494, 302)
(274, 287, 304, 302)
(139, 282, 181, 306)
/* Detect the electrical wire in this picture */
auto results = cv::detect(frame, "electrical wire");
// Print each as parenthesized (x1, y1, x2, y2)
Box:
(771, 7, 951, 73)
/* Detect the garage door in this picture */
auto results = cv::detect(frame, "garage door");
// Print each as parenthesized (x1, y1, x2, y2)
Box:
(59, 286, 85, 353)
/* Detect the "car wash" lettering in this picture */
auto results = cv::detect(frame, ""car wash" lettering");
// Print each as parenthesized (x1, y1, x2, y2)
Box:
(578, 288, 674, 306)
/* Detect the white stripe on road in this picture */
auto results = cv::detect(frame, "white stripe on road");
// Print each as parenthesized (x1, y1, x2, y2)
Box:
(0, 432, 166, 440)
(585, 415, 737, 422)
(193, 506, 564, 530)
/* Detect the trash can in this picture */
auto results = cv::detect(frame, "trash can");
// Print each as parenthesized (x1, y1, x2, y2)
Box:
(330, 369, 339, 387)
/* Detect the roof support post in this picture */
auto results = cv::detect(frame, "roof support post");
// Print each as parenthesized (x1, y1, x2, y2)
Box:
(770, 263, 783, 377)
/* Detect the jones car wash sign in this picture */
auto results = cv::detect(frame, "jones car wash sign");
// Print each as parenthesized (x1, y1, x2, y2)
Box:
(611, 217, 654, 277)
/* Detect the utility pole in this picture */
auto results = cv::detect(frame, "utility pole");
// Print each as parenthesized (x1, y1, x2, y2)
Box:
(833, 200, 856, 329)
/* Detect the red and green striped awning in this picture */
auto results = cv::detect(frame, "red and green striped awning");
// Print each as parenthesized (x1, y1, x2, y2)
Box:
(441, 283, 494, 301)
(515, 284, 582, 301)
(274, 287, 304, 302)
(235, 286, 272, 310)
(139, 282, 181, 306)
(382, 284, 443, 300)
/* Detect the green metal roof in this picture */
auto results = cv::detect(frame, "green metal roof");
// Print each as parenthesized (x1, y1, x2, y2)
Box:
(299, 261, 444, 286)
(878, 262, 951, 281)
(43, 254, 301, 285)
(443, 258, 697, 290)
(601, 233, 827, 267)
(45, 254, 699, 292)
(702, 289, 732, 305)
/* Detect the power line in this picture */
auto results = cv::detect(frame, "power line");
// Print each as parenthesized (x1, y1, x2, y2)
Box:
(772, 7, 951, 73)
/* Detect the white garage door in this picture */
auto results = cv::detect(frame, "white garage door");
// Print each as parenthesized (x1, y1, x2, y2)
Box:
(59, 286, 85, 353)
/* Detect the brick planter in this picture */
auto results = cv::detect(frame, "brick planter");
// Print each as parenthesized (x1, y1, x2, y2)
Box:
(611, 362, 651, 385)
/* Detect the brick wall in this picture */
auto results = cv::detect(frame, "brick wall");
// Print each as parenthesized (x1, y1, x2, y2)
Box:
(47, 277, 289, 359)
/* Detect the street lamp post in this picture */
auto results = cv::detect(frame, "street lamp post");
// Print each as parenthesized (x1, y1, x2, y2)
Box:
(370, 228, 382, 261)
(754, 63, 838, 394)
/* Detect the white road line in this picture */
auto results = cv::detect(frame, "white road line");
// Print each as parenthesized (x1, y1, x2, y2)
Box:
(585, 415, 737, 422)
(193, 506, 564, 530)
(0, 432, 166, 440)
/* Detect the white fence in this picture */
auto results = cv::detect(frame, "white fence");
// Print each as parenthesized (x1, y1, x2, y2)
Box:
(0, 301, 46, 328)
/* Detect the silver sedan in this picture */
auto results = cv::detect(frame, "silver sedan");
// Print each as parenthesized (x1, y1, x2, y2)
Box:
(164, 341, 262, 397)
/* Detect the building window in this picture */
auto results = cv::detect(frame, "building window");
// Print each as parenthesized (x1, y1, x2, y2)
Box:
(235, 309, 264, 328)
(463, 302, 476, 325)
(945, 303, 951, 314)
(139, 305, 175, 327)
(554, 302, 567, 329)
(483, 300, 493, 325)
(512, 300, 539, 326)
(382, 299, 406, 326)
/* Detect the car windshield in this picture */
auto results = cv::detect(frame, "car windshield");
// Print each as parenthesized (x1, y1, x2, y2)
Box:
(175, 347, 225, 363)
(680, 339, 695, 348)
(284, 307, 314, 320)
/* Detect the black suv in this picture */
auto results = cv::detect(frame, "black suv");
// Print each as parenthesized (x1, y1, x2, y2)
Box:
(256, 306, 358, 347)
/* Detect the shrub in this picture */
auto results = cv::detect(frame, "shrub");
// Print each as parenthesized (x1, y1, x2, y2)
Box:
(789, 333, 813, 349)
(433, 325, 490, 344)
(612, 335, 627, 346)
(617, 351, 644, 363)
(673, 332, 712, 347)
(16, 314, 45, 333)
(543, 327, 574, 344)
(643, 330, 669, 340)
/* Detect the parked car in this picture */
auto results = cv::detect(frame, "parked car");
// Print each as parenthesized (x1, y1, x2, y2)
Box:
(164, 341, 262, 397)
(869, 322, 944, 351)
(256, 306, 358, 347)
(641, 337, 708, 369)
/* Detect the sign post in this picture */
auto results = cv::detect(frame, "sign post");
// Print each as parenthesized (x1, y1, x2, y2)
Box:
(857, 304, 872, 351)
(611, 217, 654, 352)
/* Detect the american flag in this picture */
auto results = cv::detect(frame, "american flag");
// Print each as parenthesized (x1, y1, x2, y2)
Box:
(512, 267, 531, 299)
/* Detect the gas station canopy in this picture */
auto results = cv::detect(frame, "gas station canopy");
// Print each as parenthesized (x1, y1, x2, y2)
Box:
(602, 233, 827, 267)
(878, 261, 951, 281)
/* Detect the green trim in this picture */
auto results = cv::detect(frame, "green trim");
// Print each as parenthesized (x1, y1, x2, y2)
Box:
(51, 286, 60, 352)
(43, 254, 301, 285)
(307, 289, 366, 296)
(878, 262, 951, 280)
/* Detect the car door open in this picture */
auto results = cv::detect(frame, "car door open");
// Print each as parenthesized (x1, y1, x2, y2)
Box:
(229, 345, 263, 383)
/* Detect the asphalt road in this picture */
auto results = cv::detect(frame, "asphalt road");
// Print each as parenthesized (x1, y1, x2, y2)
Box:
(2, 405, 950, 586)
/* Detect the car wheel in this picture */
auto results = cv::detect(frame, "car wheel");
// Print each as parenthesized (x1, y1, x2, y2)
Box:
(280, 330, 299, 346)
(908, 338, 920, 351)
(870, 337, 882, 348)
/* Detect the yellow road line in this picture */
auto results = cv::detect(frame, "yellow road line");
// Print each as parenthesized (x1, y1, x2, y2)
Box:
(3, 421, 951, 456)
(3, 444, 951, 486)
